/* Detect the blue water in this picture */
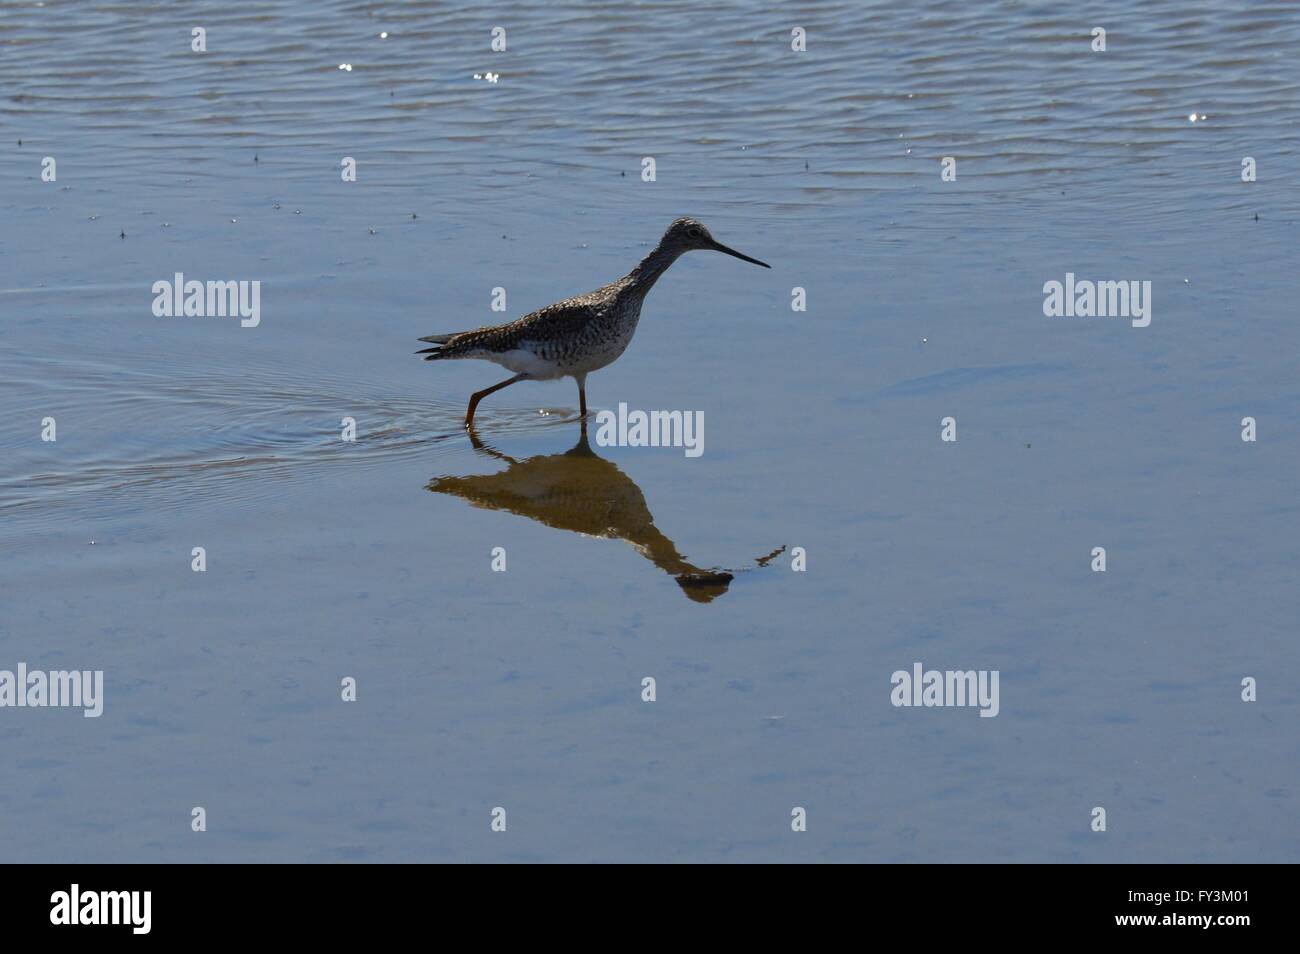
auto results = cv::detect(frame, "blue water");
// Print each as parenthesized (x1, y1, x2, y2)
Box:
(1, 0, 1297, 861)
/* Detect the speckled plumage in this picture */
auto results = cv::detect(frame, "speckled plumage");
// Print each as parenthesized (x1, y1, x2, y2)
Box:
(418, 217, 770, 427)
(420, 273, 652, 377)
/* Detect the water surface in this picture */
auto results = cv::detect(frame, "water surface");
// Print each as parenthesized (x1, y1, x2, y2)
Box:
(1, 0, 1298, 862)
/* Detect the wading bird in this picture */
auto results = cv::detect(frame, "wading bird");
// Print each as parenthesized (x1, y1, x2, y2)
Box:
(416, 217, 769, 428)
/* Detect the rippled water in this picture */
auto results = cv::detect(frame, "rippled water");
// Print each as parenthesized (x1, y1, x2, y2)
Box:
(2, 1, 1298, 862)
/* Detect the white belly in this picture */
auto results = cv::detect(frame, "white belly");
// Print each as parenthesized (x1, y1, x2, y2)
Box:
(494, 331, 635, 379)
(494, 348, 567, 378)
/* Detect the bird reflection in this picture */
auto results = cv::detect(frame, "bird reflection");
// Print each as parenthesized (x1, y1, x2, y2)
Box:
(426, 425, 782, 603)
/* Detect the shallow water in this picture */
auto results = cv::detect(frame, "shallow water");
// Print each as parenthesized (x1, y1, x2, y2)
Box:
(1, 1, 1298, 862)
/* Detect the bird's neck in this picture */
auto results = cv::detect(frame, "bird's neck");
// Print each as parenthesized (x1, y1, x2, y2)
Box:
(625, 244, 682, 294)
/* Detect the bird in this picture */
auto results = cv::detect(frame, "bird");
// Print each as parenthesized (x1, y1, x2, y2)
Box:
(416, 217, 770, 428)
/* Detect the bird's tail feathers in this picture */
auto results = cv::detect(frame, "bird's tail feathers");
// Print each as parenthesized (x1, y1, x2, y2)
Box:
(416, 332, 458, 361)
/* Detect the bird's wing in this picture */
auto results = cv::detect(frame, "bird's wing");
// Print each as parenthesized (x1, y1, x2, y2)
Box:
(420, 290, 610, 359)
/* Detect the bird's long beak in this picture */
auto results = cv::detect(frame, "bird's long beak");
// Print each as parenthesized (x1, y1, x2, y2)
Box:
(709, 239, 771, 269)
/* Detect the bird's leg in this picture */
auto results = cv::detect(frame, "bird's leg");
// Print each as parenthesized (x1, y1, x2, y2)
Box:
(576, 373, 588, 419)
(465, 374, 525, 428)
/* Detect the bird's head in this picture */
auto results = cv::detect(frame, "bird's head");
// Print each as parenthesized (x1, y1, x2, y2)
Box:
(659, 217, 770, 268)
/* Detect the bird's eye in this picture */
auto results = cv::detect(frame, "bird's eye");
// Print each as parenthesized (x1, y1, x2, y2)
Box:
(687, 227, 702, 238)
